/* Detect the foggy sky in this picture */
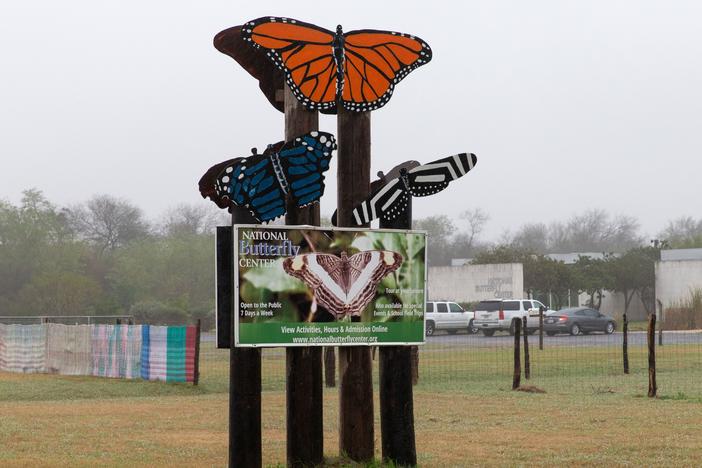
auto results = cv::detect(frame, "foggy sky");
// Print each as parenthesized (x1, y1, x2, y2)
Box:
(1, 0, 700, 241)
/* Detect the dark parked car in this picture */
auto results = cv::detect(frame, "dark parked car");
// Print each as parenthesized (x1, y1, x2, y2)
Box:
(544, 307, 616, 336)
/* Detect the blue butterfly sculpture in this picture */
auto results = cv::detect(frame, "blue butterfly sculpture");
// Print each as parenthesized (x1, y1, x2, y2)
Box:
(199, 131, 336, 222)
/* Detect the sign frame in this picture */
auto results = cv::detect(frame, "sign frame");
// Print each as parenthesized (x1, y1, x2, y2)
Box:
(233, 224, 428, 347)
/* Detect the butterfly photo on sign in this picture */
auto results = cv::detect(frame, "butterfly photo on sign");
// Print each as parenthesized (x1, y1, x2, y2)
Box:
(241, 16, 432, 113)
(283, 249, 402, 320)
(236, 227, 426, 329)
(198, 131, 336, 222)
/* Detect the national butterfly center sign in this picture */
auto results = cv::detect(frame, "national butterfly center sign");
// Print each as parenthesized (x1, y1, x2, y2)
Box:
(234, 225, 427, 347)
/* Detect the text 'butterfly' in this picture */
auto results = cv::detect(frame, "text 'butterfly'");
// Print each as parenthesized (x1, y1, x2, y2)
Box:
(242, 16, 432, 113)
(283, 250, 402, 319)
(199, 131, 336, 222)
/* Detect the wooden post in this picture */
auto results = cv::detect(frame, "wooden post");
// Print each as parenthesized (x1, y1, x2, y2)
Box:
(337, 107, 374, 462)
(324, 347, 336, 387)
(194, 319, 201, 386)
(512, 318, 521, 390)
(379, 197, 416, 466)
(658, 299, 663, 346)
(283, 86, 324, 468)
(538, 306, 544, 351)
(522, 317, 530, 380)
(648, 313, 657, 397)
(411, 345, 419, 385)
(623, 312, 629, 374)
(229, 205, 262, 468)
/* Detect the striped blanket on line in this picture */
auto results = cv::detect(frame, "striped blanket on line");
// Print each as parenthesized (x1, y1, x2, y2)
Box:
(46, 323, 92, 375)
(91, 324, 142, 379)
(0, 324, 46, 373)
(141, 325, 197, 382)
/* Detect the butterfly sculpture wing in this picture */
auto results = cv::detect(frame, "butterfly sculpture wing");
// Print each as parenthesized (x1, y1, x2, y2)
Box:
(407, 153, 477, 197)
(341, 30, 432, 112)
(351, 178, 409, 225)
(276, 132, 336, 207)
(241, 16, 432, 113)
(242, 17, 338, 112)
(349, 153, 478, 225)
(283, 250, 402, 319)
(199, 132, 336, 222)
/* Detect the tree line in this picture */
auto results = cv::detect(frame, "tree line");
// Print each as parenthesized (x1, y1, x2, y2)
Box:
(1, 190, 700, 325)
(0, 189, 226, 327)
(419, 207, 702, 266)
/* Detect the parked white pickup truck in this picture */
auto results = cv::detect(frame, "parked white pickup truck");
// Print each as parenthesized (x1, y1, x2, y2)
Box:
(425, 301, 477, 336)
(472, 299, 550, 336)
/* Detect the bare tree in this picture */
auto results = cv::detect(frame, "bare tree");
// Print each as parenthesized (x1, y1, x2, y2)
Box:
(549, 209, 642, 253)
(458, 208, 490, 251)
(414, 215, 456, 266)
(659, 216, 702, 247)
(67, 195, 150, 255)
(159, 203, 226, 236)
(509, 223, 549, 253)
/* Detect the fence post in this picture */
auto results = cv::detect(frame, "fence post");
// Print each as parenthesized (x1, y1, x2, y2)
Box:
(657, 299, 663, 346)
(648, 313, 657, 397)
(539, 306, 544, 351)
(522, 317, 530, 380)
(623, 312, 629, 374)
(512, 318, 521, 390)
(194, 319, 201, 386)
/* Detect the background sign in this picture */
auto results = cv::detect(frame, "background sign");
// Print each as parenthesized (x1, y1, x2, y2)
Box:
(234, 225, 426, 347)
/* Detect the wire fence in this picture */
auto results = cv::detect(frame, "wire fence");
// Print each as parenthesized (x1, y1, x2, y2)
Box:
(194, 326, 702, 398)
(1, 317, 700, 398)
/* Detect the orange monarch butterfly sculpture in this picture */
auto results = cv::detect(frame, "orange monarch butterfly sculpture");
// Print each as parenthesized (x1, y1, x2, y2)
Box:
(241, 16, 432, 113)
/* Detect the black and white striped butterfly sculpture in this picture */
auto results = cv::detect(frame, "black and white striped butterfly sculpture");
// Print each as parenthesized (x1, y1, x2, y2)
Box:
(334, 152, 477, 225)
(283, 250, 402, 320)
(199, 131, 336, 223)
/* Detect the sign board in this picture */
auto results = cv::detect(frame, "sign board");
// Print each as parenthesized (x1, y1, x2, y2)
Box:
(233, 225, 426, 347)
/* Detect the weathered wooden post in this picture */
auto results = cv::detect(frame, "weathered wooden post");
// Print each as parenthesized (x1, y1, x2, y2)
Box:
(379, 197, 416, 466)
(648, 313, 657, 397)
(411, 345, 419, 385)
(623, 312, 629, 374)
(283, 86, 324, 467)
(230, 206, 262, 468)
(324, 348, 336, 387)
(538, 306, 544, 351)
(522, 317, 530, 380)
(336, 107, 374, 462)
(512, 318, 522, 390)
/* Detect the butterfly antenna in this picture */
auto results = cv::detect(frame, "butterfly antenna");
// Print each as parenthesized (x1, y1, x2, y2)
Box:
(251, 147, 258, 155)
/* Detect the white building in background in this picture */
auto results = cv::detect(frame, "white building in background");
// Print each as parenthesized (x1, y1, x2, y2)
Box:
(656, 248, 702, 309)
(428, 263, 523, 303)
(442, 253, 647, 319)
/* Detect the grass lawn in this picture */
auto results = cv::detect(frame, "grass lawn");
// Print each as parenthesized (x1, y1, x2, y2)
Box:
(1, 341, 702, 466)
